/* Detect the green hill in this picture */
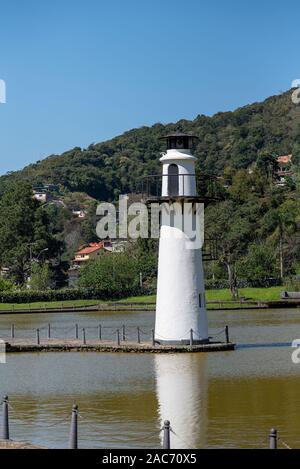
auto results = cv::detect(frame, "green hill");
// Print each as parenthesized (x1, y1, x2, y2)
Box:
(1, 89, 300, 200)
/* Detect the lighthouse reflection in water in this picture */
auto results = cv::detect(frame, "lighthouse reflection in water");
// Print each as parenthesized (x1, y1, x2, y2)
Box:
(154, 354, 207, 449)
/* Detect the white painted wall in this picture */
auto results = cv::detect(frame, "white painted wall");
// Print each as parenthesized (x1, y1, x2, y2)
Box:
(161, 149, 197, 197)
(155, 147, 209, 343)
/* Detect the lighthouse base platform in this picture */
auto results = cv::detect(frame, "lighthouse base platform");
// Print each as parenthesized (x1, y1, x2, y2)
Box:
(4, 339, 236, 354)
(155, 338, 210, 346)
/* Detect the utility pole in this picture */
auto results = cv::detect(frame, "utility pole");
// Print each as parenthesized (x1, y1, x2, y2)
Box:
(279, 235, 284, 279)
(139, 272, 143, 288)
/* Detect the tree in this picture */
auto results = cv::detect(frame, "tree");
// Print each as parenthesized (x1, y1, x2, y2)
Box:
(78, 252, 140, 292)
(237, 243, 277, 284)
(0, 183, 60, 284)
(259, 199, 299, 278)
(30, 263, 54, 290)
(205, 200, 253, 298)
(256, 150, 279, 179)
(0, 277, 14, 291)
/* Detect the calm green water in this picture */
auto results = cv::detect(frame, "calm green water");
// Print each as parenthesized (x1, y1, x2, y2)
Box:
(0, 308, 299, 449)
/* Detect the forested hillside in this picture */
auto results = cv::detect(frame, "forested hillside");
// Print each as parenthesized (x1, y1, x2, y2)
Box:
(1, 89, 300, 294)
(1, 89, 300, 201)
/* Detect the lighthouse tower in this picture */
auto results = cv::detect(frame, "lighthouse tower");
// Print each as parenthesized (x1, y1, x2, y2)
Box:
(154, 134, 209, 345)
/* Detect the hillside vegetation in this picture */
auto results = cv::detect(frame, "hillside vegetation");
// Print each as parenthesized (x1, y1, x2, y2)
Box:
(1, 89, 300, 297)
(1, 90, 300, 200)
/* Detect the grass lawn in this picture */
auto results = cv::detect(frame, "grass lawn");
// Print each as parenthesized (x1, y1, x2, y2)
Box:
(0, 287, 283, 311)
(124, 286, 283, 303)
(0, 299, 101, 311)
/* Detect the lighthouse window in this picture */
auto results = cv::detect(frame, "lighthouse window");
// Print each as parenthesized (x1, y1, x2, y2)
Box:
(168, 164, 179, 196)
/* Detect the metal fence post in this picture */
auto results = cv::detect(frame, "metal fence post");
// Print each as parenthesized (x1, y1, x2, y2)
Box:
(225, 325, 229, 344)
(163, 420, 170, 449)
(269, 428, 277, 449)
(116, 329, 120, 346)
(82, 328, 86, 345)
(75, 324, 79, 340)
(36, 328, 40, 345)
(11, 324, 15, 339)
(152, 329, 155, 346)
(122, 325, 126, 342)
(2, 396, 9, 440)
(48, 323, 51, 340)
(137, 327, 141, 344)
(99, 325, 102, 341)
(68, 404, 78, 449)
(190, 329, 194, 347)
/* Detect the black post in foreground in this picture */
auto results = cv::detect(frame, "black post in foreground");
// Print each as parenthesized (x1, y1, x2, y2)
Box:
(163, 420, 170, 449)
(190, 329, 194, 347)
(152, 329, 155, 346)
(137, 327, 141, 344)
(82, 328, 86, 345)
(269, 428, 277, 449)
(116, 329, 120, 346)
(48, 323, 51, 340)
(69, 404, 78, 449)
(225, 325, 230, 344)
(2, 396, 9, 440)
(36, 328, 40, 345)
(122, 325, 126, 341)
(75, 324, 79, 340)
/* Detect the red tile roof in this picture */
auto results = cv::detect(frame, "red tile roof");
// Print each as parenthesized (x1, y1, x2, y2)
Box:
(277, 155, 292, 164)
(76, 242, 104, 255)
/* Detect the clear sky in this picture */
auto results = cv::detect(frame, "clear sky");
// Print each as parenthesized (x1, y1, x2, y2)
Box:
(0, 0, 299, 174)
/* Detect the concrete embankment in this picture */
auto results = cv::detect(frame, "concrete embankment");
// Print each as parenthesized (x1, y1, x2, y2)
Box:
(3, 338, 235, 354)
(0, 439, 45, 449)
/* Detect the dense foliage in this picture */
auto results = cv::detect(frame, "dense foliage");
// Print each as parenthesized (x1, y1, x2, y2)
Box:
(1, 90, 300, 296)
(1, 90, 300, 200)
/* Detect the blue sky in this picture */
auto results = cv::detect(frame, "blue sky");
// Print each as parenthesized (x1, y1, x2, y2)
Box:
(0, 0, 299, 174)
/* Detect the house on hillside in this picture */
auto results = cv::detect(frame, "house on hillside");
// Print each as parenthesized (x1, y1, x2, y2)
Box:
(72, 209, 87, 219)
(276, 154, 293, 186)
(73, 241, 112, 266)
(32, 189, 51, 203)
(67, 240, 112, 287)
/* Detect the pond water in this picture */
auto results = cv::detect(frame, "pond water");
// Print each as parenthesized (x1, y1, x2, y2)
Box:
(0, 308, 299, 449)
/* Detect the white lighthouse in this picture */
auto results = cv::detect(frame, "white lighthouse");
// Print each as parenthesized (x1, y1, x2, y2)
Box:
(154, 134, 209, 345)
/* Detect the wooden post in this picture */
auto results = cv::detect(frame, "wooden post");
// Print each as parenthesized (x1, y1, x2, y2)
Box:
(122, 325, 126, 342)
(137, 327, 141, 344)
(163, 420, 170, 449)
(269, 428, 277, 449)
(98, 325, 102, 341)
(75, 324, 79, 340)
(48, 324, 51, 340)
(152, 329, 155, 346)
(82, 328, 86, 345)
(68, 404, 78, 449)
(36, 328, 40, 345)
(190, 329, 194, 347)
(116, 329, 120, 346)
(11, 324, 15, 339)
(1, 396, 9, 440)
(225, 325, 229, 344)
